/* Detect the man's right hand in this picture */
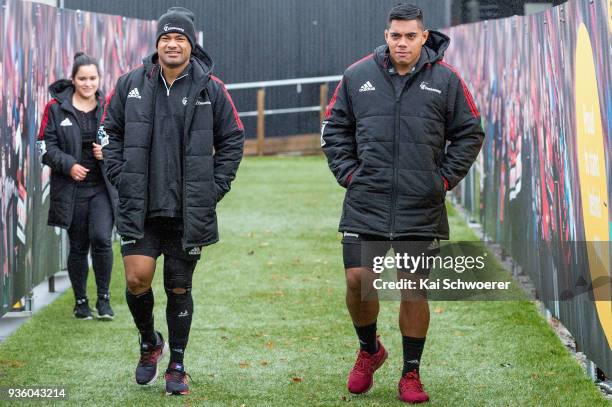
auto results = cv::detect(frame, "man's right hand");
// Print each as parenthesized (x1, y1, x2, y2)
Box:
(70, 164, 89, 182)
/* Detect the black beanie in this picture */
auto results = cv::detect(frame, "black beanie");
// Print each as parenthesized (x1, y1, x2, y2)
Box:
(156, 7, 197, 48)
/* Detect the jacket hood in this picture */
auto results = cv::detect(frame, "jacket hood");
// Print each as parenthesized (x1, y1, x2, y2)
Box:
(143, 44, 214, 84)
(48, 78, 104, 106)
(374, 29, 450, 70)
(48, 79, 74, 102)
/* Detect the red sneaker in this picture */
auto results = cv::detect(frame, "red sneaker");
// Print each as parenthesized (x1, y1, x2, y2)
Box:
(398, 370, 429, 403)
(347, 339, 388, 394)
(165, 362, 190, 395)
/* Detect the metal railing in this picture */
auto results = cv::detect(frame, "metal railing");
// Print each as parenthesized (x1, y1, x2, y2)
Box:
(226, 75, 342, 155)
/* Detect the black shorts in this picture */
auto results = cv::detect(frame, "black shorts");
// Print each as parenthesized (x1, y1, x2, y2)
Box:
(342, 231, 439, 275)
(120, 217, 202, 261)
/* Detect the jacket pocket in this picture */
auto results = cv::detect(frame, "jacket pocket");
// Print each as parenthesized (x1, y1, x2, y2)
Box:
(345, 162, 363, 188)
(434, 169, 447, 201)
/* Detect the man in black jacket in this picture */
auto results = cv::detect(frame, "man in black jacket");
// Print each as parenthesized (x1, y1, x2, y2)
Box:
(322, 4, 484, 403)
(101, 7, 244, 395)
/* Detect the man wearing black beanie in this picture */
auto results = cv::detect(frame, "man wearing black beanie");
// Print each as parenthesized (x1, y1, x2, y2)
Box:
(101, 6, 244, 396)
(156, 7, 197, 49)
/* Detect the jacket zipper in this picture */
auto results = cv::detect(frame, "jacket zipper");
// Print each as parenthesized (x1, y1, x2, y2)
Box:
(64, 105, 82, 224)
(160, 70, 189, 96)
(142, 67, 160, 238)
(375, 68, 399, 239)
(391, 95, 400, 240)
(181, 84, 207, 249)
(384, 67, 422, 239)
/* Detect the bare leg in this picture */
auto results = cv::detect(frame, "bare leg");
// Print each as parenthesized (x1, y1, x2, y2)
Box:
(124, 255, 156, 294)
(345, 267, 380, 325)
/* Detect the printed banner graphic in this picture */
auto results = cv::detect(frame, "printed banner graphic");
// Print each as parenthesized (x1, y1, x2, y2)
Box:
(445, 0, 611, 375)
(0, 0, 157, 315)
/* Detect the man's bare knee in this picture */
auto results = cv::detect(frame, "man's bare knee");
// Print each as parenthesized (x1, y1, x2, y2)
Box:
(171, 287, 186, 295)
(345, 267, 365, 292)
(124, 255, 155, 294)
(125, 275, 151, 294)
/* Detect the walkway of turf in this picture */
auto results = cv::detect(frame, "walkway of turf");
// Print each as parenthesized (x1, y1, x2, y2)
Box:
(0, 157, 607, 406)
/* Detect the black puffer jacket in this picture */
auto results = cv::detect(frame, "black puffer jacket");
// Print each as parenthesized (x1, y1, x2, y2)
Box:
(101, 45, 244, 248)
(37, 80, 117, 229)
(322, 31, 484, 239)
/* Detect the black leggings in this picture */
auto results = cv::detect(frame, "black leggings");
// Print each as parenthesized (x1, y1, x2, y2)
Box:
(67, 184, 114, 301)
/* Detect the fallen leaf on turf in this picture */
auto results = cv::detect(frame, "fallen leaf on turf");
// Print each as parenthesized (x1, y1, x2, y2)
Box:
(292, 377, 303, 383)
(453, 331, 463, 336)
(265, 341, 274, 349)
(260, 361, 269, 366)
(248, 250, 255, 255)
(239, 361, 250, 368)
(221, 336, 229, 340)
(0, 360, 24, 368)
(434, 306, 444, 314)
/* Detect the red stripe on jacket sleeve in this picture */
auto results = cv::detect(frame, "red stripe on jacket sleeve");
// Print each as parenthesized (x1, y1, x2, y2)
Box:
(347, 53, 374, 69)
(211, 75, 244, 131)
(325, 79, 343, 119)
(325, 54, 373, 119)
(38, 99, 58, 140)
(438, 61, 480, 118)
(100, 88, 116, 125)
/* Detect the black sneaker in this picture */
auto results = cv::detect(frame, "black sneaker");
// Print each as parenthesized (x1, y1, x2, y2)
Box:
(165, 362, 190, 395)
(135, 331, 168, 385)
(95, 295, 114, 320)
(74, 298, 93, 320)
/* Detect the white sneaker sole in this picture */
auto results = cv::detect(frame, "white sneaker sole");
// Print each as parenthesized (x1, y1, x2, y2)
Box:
(165, 390, 189, 396)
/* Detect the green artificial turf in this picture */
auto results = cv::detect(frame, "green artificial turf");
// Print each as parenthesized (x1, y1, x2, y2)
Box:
(0, 156, 608, 406)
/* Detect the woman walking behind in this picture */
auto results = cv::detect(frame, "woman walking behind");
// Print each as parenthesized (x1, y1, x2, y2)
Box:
(37, 52, 117, 320)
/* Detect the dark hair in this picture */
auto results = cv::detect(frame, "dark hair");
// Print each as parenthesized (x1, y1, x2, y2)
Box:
(388, 3, 424, 29)
(71, 52, 100, 79)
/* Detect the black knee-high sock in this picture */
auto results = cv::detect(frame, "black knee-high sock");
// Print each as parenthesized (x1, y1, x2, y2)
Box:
(125, 288, 156, 345)
(402, 336, 426, 375)
(354, 321, 378, 354)
(166, 290, 193, 364)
